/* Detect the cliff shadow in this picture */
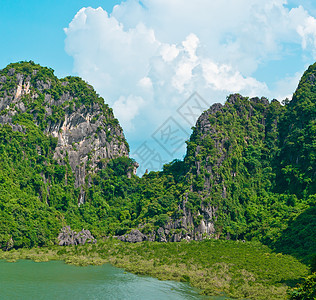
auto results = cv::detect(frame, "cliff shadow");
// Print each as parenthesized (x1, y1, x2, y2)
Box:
(272, 205, 316, 264)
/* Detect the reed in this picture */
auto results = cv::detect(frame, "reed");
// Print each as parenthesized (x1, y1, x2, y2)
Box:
(0, 239, 308, 299)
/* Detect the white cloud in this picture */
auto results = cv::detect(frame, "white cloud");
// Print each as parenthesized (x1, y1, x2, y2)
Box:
(113, 95, 145, 130)
(160, 44, 179, 62)
(138, 77, 153, 89)
(201, 60, 268, 95)
(64, 0, 316, 171)
(65, 7, 160, 96)
(297, 14, 316, 57)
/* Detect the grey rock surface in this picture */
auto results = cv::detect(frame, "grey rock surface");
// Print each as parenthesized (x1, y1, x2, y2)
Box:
(117, 229, 146, 243)
(58, 226, 96, 246)
(0, 68, 131, 203)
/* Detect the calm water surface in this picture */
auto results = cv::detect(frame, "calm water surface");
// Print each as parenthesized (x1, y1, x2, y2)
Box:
(0, 260, 223, 300)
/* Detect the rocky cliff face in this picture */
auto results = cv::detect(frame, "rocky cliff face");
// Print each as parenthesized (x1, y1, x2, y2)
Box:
(115, 94, 282, 243)
(153, 94, 283, 241)
(0, 62, 130, 203)
(188, 94, 271, 188)
(1, 61, 313, 247)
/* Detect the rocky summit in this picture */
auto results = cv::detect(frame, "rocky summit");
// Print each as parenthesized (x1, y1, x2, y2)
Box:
(0, 61, 131, 204)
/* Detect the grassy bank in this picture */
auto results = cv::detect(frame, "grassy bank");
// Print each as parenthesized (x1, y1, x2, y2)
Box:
(0, 239, 308, 299)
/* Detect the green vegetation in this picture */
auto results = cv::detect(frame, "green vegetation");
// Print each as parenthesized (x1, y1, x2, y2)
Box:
(0, 61, 315, 298)
(0, 123, 72, 249)
(0, 239, 309, 299)
(289, 273, 316, 300)
(183, 84, 315, 263)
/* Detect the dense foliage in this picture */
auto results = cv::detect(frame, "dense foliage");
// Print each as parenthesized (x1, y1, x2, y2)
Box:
(0, 239, 309, 299)
(182, 69, 316, 262)
(0, 61, 315, 270)
(289, 273, 316, 300)
(0, 122, 71, 249)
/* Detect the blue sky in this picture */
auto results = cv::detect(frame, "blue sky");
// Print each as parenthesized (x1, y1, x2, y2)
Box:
(1, 1, 316, 173)
(0, 1, 120, 77)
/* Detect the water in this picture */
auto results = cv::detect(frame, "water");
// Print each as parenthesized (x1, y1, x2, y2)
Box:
(0, 260, 210, 300)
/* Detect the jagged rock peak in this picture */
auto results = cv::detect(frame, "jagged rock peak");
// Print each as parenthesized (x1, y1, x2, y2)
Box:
(0, 61, 131, 197)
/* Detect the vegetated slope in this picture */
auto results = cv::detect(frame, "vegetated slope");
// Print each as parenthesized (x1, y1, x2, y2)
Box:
(178, 64, 315, 261)
(277, 63, 316, 196)
(0, 61, 129, 191)
(184, 92, 315, 260)
(0, 61, 132, 248)
(86, 63, 315, 262)
(0, 61, 314, 265)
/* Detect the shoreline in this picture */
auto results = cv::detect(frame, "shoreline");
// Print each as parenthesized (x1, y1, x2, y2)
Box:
(0, 239, 308, 299)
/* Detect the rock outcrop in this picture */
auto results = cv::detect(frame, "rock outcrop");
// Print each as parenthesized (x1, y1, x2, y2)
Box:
(58, 226, 96, 246)
(117, 229, 146, 243)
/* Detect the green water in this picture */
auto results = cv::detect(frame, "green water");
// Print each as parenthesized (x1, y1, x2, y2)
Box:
(0, 260, 213, 300)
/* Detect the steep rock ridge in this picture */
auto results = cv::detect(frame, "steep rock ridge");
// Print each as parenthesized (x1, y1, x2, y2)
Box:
(172, 84, 313, 243)
(188, 94, 271, 188)
(115, 94, 285, 243)
(167, 94, 284, 240)
(0, 62, 129, 202)
(277, 62, 316, 195)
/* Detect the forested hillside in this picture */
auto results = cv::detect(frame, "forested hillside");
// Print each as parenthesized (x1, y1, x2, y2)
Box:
(0, 61, 131, 248)
(0, 61, 314, 265)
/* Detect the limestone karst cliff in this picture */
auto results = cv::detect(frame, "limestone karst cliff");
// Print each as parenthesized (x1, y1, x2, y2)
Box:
(0, 61, 131, 203)
(0, 61, 314, 261)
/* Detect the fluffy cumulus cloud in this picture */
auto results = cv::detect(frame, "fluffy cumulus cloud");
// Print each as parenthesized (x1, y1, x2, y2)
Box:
(64, 0, 316, 172)
(112, 94, 145, 130)
(297, 14, 316, 55)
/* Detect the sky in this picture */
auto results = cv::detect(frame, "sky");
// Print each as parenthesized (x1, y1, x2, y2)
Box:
(1, 0, 316, 174)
